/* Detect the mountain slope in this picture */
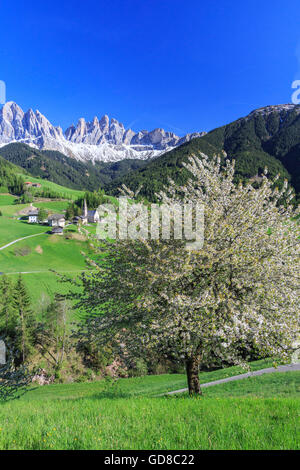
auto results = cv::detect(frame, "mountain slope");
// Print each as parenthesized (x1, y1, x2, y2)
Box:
(104, 104, 296, 201)
(0, 102, 205, 162)
(0, 155, 27, 194)
(0, 143, 148, 191)
(202, 104, 300, 193)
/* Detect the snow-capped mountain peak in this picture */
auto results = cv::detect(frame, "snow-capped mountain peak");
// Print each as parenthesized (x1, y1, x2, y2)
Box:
(0, 102, 205, 162)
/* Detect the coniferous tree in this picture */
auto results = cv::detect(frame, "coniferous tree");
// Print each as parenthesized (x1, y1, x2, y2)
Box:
(12, 275, 35, 363)
(0, 275, 17, 342)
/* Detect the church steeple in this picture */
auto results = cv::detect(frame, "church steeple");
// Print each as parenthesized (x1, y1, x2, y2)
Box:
(83, 199, 88, 218)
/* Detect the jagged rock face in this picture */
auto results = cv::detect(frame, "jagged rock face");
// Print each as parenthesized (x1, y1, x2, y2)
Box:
(0, 102, 64, 147)
(0, 101, 206, 162)
(0, 102, 25, 141)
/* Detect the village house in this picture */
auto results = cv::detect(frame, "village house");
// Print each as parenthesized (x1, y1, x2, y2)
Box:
(24, 182, 42, 188)
(48, 214, 65, 228)
(28, 209, 39, 223)
(88, 209, 100, 223)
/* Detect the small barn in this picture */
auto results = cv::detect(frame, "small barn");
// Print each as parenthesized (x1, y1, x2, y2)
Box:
(51, 226, 63, 235)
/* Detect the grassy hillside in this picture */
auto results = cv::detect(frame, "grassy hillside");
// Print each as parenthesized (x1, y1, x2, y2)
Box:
(0, 153, 84, 200)
(199, 371, 300, 398)
(0, 194, 16, 205)
(0, 143, 147, 192)
(0, 363, 298, 450)
(0, 232, 89, 273)
(0, 155, 27, 194)
(5, 271, 81, 315)
(0, 195, 91, 308)
(1, 194, 71, 216)
(0, 218, 91, 309)
(17, 174, 84, 200)
(0, 218, 46, 246)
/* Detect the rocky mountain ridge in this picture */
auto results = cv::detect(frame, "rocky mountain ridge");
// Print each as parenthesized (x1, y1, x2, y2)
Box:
(0, 102, 205, 162)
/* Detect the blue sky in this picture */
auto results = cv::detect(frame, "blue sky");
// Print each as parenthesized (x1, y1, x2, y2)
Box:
(1, 0, 300, 135)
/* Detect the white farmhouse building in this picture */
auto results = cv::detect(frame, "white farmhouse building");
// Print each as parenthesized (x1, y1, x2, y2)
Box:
(48, 214, 66, 228)
(28, 209, 39, 223)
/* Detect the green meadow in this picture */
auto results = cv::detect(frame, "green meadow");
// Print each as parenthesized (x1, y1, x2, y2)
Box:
(0, 196, 70, 217)
(0, 197, 92, 308)
(34, 200, 70, 213)
(0, 233, 89, 273)
(0, 218, 47, 246)
(0, 194, 16, 206)
(0, 364, 298, 450)
(17, 175, 84, 200)
(0, 224, 91, 309)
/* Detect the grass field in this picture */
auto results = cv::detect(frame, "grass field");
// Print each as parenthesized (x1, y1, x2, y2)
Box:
(0, 225, 91, 309)
(0, 199, 70, 218)
(0, 205, 94, 309)
(0, 232, 89, 273)
(0, 194, 16, 206)
(0, 364, 298, 450)
(201, 371, 300, 398)
(16, 175, 84, 200)
(0, 218, 47, 246)
(34, 200, 70, 213)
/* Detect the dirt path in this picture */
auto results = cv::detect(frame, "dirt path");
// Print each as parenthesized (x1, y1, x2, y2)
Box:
(165, 363, 300, 395)
(4, 269, 90, 275)
(0, 232, 47, 251)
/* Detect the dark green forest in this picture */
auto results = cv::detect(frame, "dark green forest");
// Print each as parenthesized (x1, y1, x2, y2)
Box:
(104, 108, 300, 201)
(0, 143, 147, 191)
(0, 156, 26, 195)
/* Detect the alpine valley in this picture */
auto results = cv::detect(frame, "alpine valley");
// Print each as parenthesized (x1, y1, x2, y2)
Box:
(0, 101, 300, 200)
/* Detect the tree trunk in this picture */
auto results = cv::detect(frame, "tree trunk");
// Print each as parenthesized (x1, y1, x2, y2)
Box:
(186, 356, 202, 395)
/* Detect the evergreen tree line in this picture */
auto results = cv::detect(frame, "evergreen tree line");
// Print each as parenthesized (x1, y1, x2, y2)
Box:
(0, 157, 25, 195)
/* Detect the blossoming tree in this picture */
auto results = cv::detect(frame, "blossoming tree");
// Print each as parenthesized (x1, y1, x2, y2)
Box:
(75, 154, 300, 395)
